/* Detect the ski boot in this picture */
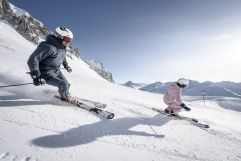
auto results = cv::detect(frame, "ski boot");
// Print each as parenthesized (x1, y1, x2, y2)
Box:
(61, 96, 80, 105)
(165, 108, 180, 119)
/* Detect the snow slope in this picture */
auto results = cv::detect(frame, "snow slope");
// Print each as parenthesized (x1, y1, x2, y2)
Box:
(1, 21, 241, 161)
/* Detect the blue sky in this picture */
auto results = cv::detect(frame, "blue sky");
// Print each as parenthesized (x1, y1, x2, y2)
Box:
(10, 0, 241, 83)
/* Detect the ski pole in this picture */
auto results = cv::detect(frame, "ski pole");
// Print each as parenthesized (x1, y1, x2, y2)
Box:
(202, 90, 206, 107)
(203, 95, 205, 107)
(0, 83, 33, 88)
(140, 117, 161, 136)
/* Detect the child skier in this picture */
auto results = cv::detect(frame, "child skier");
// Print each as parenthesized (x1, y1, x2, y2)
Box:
(163, 78, 191, 118)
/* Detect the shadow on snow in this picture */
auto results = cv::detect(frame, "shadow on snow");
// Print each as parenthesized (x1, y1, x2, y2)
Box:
(31, 114, 169, 148)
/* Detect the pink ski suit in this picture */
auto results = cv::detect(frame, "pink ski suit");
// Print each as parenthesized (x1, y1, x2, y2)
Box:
(163, 82, 183, 114)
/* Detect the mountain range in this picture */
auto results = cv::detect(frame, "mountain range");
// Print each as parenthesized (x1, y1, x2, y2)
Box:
(84, 59, 114, 83)
(122, 81, 148, 89)
(122, 80, 241, 98)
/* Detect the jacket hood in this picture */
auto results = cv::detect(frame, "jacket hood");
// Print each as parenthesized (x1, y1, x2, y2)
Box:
(44, 35, 65, 49)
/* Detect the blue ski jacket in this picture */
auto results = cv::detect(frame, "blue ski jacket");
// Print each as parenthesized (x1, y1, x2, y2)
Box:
(27, 35, 69, 79)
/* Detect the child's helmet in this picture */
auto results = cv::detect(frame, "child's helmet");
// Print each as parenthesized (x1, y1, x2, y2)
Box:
(177, 78, 189, 88)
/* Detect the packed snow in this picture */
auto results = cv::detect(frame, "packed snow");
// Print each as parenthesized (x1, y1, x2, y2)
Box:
(0, 21, 241, 161)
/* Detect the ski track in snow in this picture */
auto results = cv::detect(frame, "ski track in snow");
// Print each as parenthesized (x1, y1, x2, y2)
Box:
(0, 152, 37, 161)
(1, 101, 239, 161)
(1, 96, 241, 161)
(1, 92, 241, 161)
(97, 139, 209, 161)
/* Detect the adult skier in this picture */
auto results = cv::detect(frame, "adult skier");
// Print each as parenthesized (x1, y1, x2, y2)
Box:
(27, 27, 76, 103)
(163, 78, 191, 118)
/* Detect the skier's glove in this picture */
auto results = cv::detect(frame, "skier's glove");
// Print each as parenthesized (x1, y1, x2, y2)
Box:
(66, 66, 72, 73)
(180, 103, 191, 111)
(64, 64, 72, 73)
(30, 70, 45, 86)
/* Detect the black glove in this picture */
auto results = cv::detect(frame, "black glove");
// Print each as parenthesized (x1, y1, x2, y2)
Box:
(180, 103, 191, 111)
(30, 70, 45, 86)
(66, 66, 72, 73)
(64, 64, 72, 73)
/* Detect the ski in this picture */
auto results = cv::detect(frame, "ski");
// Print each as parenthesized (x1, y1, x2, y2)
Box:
(54, 95, 114, 119)
(76, 97, 107, 109)
(152, 108, 209, 129)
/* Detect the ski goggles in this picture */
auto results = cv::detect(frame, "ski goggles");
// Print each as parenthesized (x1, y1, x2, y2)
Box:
(63, 36, 73, 45)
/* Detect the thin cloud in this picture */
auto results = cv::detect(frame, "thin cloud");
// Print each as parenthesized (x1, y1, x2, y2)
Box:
(210, 33, 232, 41)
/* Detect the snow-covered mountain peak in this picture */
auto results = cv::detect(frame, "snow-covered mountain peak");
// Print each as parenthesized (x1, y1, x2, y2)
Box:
(154, 81, 162, 86)
(122, 81, 148, 89)
(9, 3, 30, 18)
(85, 59, 115, 83)
(86, 59, 104, 70)
(139, 81, 163, 91)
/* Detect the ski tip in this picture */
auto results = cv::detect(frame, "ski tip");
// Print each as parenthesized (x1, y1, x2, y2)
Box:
(192, 118, 198, 122)
(152, 108, 158, 111)
(205, 125, 210, 128)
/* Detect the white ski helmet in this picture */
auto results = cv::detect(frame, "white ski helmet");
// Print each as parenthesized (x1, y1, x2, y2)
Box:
(177, 78, 189, 87)
(55, 27, 73, 39)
